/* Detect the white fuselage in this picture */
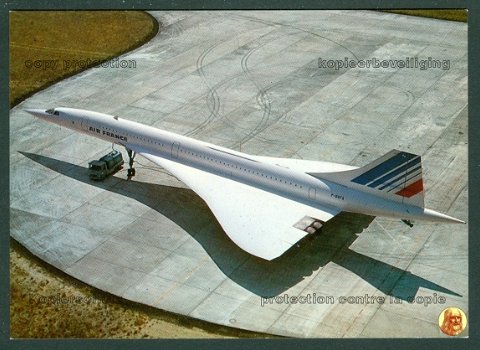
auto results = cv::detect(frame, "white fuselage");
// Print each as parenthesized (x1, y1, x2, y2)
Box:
(27, 107, 446, 222)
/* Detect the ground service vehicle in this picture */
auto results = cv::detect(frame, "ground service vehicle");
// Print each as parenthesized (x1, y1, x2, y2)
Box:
(88, 149, 124, 180)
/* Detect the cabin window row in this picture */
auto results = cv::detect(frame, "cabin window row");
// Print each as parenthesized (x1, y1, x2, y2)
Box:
(98, 130, 304, 190)
(180, 148, 303, 189)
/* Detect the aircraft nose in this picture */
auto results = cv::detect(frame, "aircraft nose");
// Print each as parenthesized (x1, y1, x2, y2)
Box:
(25, 108, 49, 118)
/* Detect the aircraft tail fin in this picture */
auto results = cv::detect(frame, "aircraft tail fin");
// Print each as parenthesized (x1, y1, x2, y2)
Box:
(309, 150, 425, 207)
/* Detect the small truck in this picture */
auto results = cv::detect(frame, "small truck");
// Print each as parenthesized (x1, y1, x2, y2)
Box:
(88, 150, 124, 180)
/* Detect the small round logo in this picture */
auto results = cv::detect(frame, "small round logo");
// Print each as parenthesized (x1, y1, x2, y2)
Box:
(438, 307, 467, 336)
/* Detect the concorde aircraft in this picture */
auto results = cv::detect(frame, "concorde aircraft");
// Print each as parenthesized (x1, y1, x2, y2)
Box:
(25, 107, 465, 260)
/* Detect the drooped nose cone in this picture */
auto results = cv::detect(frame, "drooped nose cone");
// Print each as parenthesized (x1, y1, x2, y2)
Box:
(25, 108, 49, 118)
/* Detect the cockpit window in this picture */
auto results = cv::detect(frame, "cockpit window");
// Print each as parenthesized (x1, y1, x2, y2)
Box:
(45, 108, 59, 115)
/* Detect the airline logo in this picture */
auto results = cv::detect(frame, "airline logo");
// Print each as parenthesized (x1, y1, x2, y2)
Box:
(352, 151, 423, 198)
(89, 126, 127, 141)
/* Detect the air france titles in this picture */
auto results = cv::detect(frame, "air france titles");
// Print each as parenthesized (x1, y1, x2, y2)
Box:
(89, 126, 127, 142)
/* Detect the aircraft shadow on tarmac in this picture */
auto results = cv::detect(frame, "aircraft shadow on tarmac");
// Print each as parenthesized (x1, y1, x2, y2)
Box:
(21, 151, 461, 301)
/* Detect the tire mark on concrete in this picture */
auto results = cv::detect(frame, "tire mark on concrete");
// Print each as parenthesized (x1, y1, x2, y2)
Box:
(234, 30, 309, 148)
(186, 42, 224, 137)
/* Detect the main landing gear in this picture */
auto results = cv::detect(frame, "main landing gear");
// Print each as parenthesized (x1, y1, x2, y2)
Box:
(126, 148, 136, 178)
(402, 219, 414, 228)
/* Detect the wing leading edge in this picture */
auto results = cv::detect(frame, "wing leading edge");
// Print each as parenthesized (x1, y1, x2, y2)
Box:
(129, 145, 340, 260)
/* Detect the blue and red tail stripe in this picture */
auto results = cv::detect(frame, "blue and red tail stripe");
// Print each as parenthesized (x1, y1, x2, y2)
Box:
(351, 151, 423, 198)
(395, 179, 423, 198)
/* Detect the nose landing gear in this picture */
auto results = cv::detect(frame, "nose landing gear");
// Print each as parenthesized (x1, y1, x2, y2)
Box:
(126, 148, 136, 178)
